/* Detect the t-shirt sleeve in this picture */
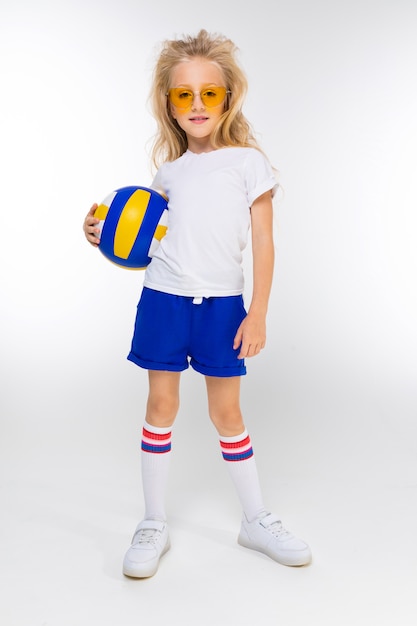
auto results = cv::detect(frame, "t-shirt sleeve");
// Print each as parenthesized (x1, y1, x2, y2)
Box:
(244, 150, 279, 206)
(150, 168, 166, 196)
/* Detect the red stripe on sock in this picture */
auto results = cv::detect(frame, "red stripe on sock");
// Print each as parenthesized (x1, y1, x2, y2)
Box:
(142, 428, 171, 441)
(220, 435, 251, 450)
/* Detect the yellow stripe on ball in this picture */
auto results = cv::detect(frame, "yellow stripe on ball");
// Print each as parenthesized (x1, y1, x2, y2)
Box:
(154, 224, 168, 241)
(114, 189, 150, 259)
(94, 203, 110, 220)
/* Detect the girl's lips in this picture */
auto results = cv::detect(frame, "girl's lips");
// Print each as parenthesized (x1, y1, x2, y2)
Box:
(189, 116, 208, 123)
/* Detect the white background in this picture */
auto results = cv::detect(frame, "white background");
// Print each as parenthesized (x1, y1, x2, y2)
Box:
(1, 0, 416, 624)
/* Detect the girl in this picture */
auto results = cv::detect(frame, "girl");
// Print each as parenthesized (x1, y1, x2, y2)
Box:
(83, 29, 311, 577)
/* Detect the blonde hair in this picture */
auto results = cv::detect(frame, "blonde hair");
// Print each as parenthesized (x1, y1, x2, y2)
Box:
(149, 29, 261, 169)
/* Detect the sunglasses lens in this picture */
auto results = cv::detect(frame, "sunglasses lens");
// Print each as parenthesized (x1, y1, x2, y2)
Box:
(169, 89, 194, 108)
(168, 87, 227, 108)
(200, 87, 226, 107)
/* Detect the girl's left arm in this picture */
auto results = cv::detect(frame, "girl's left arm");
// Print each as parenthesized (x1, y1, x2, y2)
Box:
(233, 190, 275, 359)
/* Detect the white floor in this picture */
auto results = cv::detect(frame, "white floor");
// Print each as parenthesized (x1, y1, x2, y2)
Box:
(1, 369, 416, 626)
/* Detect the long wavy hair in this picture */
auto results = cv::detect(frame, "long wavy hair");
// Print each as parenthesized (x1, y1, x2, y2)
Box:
(149, 29, 261, 169)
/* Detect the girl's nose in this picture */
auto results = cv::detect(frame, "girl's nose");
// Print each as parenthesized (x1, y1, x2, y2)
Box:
(191, 92, 205, 109)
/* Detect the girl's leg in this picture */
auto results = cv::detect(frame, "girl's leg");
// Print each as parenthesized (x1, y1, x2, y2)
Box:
(123, 370, 180, 578)
(205, 375, 266, 521)
(141, 370, 181, 520)
(205, 375, 312, 567)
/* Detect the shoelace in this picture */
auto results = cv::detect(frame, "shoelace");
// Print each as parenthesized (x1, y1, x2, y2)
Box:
(264, 519, 293, 540)
(134, 528, 161, 546)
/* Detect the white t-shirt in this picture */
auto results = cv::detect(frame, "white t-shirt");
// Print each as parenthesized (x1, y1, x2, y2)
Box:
(144, 147, 277, 297)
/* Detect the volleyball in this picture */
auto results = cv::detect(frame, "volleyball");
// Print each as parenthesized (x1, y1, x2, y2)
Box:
(94, 186, 168, 269)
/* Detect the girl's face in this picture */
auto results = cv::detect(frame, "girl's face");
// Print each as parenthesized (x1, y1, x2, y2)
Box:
(168, 58, 227, 153)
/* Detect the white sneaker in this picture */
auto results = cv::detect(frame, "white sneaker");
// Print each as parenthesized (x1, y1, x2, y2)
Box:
(238, 512, 312, 566)
(123, 519, 170, 578)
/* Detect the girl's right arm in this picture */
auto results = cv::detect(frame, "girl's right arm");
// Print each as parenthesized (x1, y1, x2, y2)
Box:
(83, 203, 100, 246)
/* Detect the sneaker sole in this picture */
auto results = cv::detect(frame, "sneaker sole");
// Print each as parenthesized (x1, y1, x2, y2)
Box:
(238, 533, 312, 567)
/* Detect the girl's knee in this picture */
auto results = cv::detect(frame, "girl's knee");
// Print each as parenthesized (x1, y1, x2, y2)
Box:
(208, 408, 244, 437)
(146, 393, 179, 427)
(146, 370, 181, 427)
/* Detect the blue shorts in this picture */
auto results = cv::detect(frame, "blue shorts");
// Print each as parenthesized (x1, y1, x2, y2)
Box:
(127, 287, 247, 377)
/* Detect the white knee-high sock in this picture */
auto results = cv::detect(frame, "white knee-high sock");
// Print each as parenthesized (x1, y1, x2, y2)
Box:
(219, 429, 266, 522)
(141, 421, 172, 521)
